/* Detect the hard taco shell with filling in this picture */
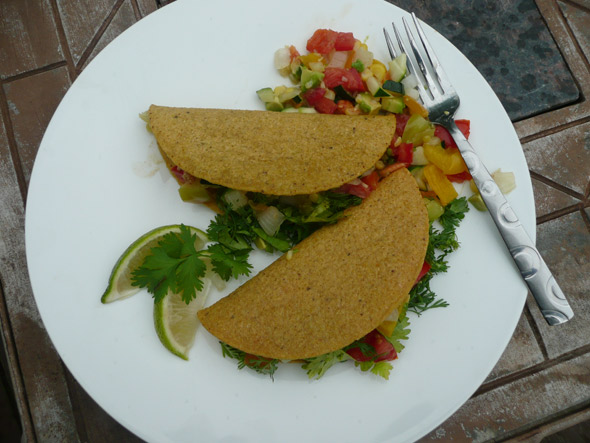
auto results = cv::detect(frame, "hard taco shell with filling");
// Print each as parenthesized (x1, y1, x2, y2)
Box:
(197, 168, 429, 360)
(147, 105, 396, 195)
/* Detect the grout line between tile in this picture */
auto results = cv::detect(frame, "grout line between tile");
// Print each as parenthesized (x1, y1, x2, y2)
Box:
(0, 85, 28, 203)
(497, 399, 590, 442)
(0, 280, 36, 442)
(130, 0, 142, 20)
(474, 342, 590, 398)
(562, 0, 590, 17)
(524, 303, 550, 360)
(74, 0, 126, 74)
(519, 115, 590, 144)
(581, 206, 590, 233)
(550, 0, 590, 84)
(0, 61, 69, 85)
(47, 0, 77, 83)
(537, 204, 584, 225)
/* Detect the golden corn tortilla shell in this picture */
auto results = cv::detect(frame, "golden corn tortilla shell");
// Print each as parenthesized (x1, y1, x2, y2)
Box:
(148, 105, 396, 195)
(197, 168, 428, 360)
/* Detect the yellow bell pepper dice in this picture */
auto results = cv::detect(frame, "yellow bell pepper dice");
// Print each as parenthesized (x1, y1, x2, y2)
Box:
(423, 164, 458, 206)
(423, 144, 468, 175)
(300, 52, 323, 68)
(403, 95, 429, 118)
(377, 320, 397, 338)
(369, 60, 387, 82)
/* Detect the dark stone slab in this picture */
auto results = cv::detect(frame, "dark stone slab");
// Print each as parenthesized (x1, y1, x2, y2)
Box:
(387, 0, 580, 121)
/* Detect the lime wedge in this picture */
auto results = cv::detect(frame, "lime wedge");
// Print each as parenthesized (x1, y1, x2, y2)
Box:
(101, 225, 208, 303)
(154, 278, 212, 360)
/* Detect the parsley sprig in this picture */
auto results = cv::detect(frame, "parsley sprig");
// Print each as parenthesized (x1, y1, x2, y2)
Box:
(408, 197, 469, 315)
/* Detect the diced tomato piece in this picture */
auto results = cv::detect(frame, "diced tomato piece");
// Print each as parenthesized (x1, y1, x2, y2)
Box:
(434, 119, 470, 149)
(323, 67, 365, 93)
(302, 87, 337, 114)
(337, 181, 372, 198)
(346, 330, 397, 362)
(302, 87, 327, 106)
(394, 113, 410, 138)
(306, 29, 338, 54)
(434, 125, 455, 149)
(447, 171, 473, 183)
(288, 45, 300, 62)
(307, 29, 356, 54)
(361, 170, 380, 190)
(170, 165, 195, 184)
(313, 97, 338, 114)
(334, 32, 355, 51)
(455, 119, 471, 139)
(396, 142, 413, 164)
(415, 261, 431, 284)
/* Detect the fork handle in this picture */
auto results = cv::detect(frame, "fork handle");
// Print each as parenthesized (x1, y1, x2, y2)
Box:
(446, 121, 574, 325)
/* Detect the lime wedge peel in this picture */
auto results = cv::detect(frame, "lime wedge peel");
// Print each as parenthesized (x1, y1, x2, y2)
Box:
(154, 278, 212, 360)
(101, 224, 208, 304)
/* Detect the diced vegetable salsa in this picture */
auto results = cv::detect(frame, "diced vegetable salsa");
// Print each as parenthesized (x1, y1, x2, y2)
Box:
(257, 29, 479, 213)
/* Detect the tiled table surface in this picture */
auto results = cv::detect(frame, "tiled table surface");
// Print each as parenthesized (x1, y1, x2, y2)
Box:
(0, 0, 588, 441)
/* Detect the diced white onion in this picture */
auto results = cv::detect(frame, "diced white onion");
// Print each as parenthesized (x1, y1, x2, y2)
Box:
(401, 73, 418, 90)
(274, 47, 291, 70)
(223, 189, 248, 210)
(406, 88, 420, 100)
(256, 206, 286, 237)
(492, 169, 516, 194)
(353, 47, 374, 69)
(411, 146, 429, 166)
(401, 74, 421, 100)
(328, 51, 349, 68)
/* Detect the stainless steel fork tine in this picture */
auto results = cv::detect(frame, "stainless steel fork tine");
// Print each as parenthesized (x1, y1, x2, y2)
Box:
(401, 17, 439, 100)
(383, 28, 397, 59)
(390, 21, 431, 104)
(410, 13, 455, 96)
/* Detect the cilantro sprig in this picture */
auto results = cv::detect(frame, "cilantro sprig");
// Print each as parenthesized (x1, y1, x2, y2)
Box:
(130, 189, 359, 305)
(131, 225, 252, 304)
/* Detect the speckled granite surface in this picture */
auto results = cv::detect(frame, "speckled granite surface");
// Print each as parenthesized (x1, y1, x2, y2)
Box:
(387, 0, 580, 121)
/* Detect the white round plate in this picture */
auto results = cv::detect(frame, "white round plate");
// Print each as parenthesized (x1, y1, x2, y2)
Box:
(26, 0, 535, 441)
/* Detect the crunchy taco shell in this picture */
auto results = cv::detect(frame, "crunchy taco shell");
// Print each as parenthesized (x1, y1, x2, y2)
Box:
(197, 168, 428, 360)
(148, 105, 396, 195)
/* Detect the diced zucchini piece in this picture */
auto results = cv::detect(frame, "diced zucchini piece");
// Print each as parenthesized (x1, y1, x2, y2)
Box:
(381, 96, 405, 113)
(256, 87, 276, 103)
(277, 87, 300, 103)
(265, 101, 284, 112)
(423, 198, 444, 221)
(366, 76, 384, 96)
(178, 182, 210, 203)
(300, 67, 324, 92)
(388, 53, 407, 82)
(468, 194, 487, 211)
(333, 85, 355, 103)
(355, 92, 381, 114)
(382, 80, 405, 96)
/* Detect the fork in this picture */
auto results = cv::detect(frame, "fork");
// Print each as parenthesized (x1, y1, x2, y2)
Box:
(384, 14, 574, 325)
